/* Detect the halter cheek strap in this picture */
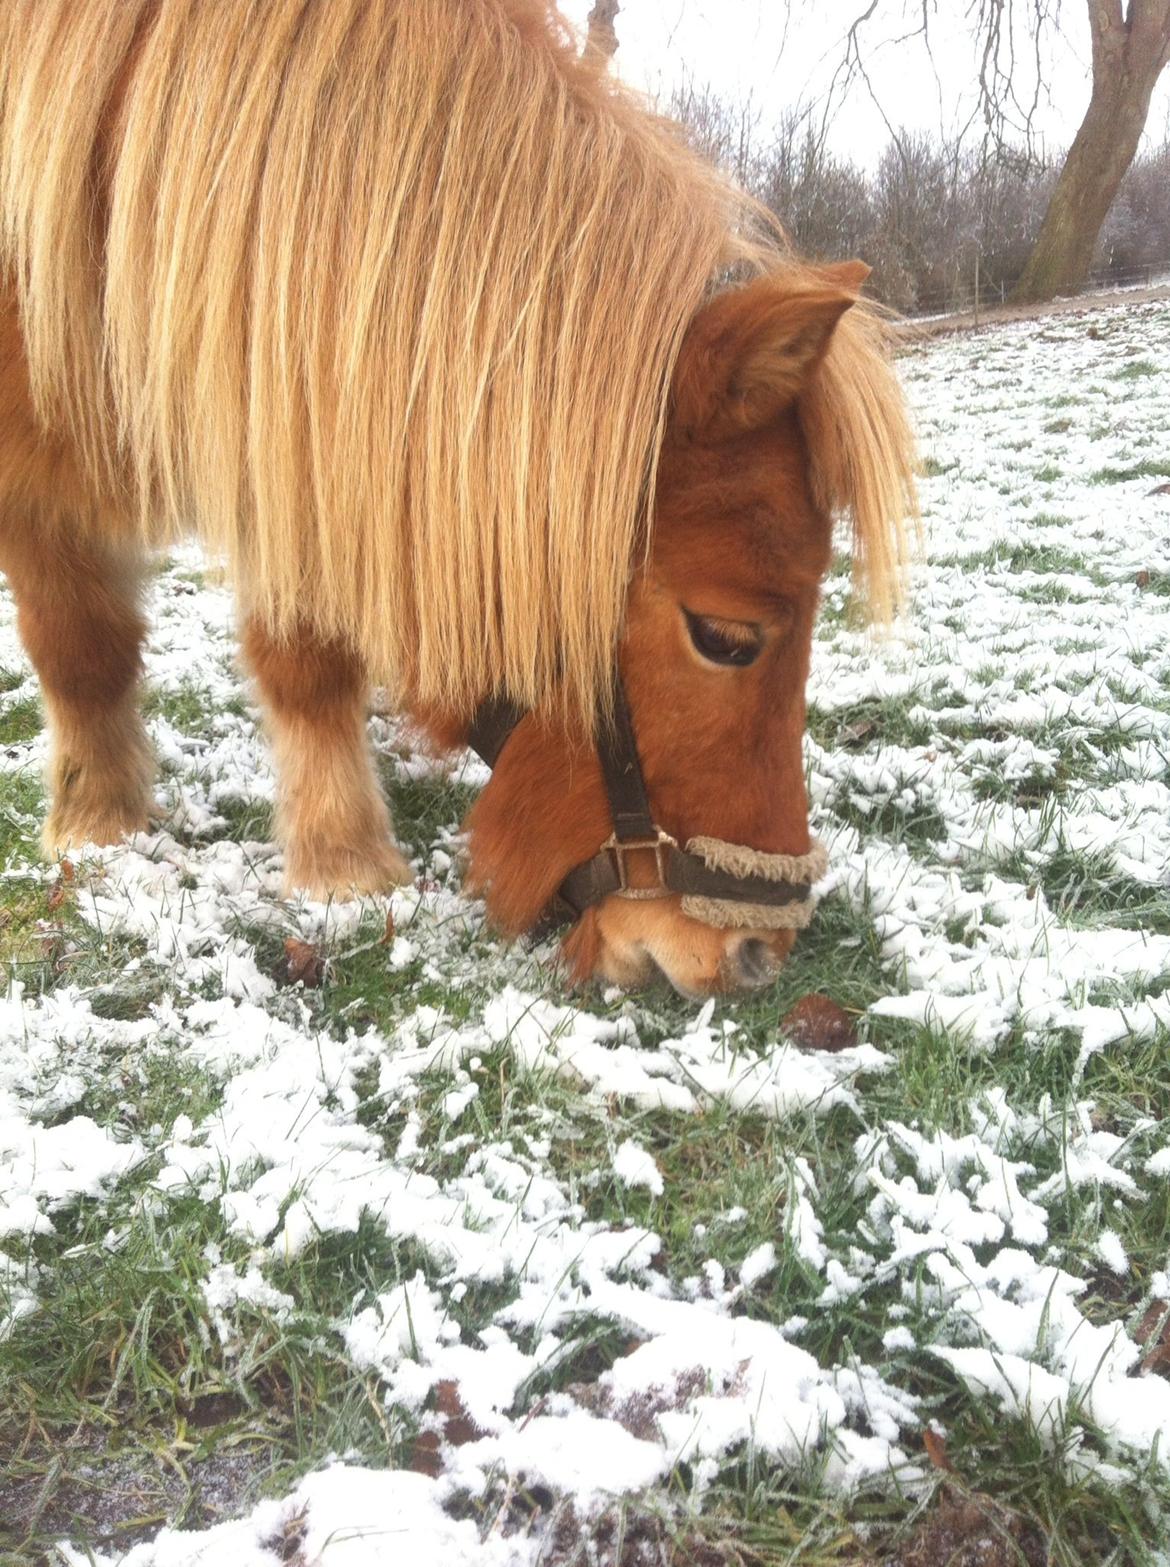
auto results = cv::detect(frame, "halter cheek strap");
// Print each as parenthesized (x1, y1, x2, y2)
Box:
(466, 679, 827, 932)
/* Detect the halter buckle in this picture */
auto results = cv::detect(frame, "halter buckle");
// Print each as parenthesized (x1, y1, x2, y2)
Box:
(603, 829, 677, 899)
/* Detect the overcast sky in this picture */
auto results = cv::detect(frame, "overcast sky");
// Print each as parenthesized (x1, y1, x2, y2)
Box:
(559, 0, 1170, 169)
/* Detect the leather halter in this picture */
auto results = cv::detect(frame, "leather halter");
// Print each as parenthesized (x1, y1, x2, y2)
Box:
(466, 679, 820, 931)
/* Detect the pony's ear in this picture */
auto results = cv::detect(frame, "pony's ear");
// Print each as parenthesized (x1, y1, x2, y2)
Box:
(672, 263, 870, 440)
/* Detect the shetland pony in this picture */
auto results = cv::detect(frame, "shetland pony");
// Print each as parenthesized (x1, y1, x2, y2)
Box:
(0, 0, 915, 996)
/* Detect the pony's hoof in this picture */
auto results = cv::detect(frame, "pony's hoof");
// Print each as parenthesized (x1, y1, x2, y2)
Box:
(283, 841, 414, 901)
(43, 803, 153, 858)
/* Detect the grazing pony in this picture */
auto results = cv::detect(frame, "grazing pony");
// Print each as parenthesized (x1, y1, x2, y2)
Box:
(0, 0, 915, 997)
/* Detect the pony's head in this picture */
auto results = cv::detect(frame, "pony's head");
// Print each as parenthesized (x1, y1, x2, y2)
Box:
(441, 262, 914, 997)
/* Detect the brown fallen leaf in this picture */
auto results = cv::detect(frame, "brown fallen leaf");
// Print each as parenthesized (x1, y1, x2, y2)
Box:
(283, 937, 326, 988)
(379, 908, 396, 946)
(923, 1427, 955, 1473)
(409, 1379, 485, 1476)
(780, 993, 858, 1053)
(1136, 1300, 1170, 1377)
(408, 1429, 443, 1478)
(434, 1378, 482, 1446)
(840, 718, 877, 748)
(46, 878, 70, 913)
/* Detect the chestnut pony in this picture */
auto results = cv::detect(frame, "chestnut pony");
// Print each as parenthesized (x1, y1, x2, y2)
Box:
(0, 0, 914, 997)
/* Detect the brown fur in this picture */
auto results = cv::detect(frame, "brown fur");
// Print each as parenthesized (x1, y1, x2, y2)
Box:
(0, 509, 152, 857)
(0, 4, 917, 991)
(0, 0, 782, 727)
(0, 283, 152, 854)
(461, 275, 862, 994)
(242, 621, 412, 898)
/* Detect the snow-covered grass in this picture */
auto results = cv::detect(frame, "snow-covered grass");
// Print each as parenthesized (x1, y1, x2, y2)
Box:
(1, 300, 1169, 1566)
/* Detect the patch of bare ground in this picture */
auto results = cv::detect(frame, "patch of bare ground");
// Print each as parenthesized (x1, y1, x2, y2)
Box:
(0, 1401, 278, 1561)
(883, 1490, 1046, 1567)
(898, 282, 1170, 341)
(540, 1506, 754, 1567)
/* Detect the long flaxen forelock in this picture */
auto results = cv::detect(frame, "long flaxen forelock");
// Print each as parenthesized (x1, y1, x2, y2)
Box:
(0, 0, 914, 725)
(800, 299, 918, 623)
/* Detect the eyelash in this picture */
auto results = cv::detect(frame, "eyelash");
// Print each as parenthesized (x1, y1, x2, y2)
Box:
(684, 610, 763, 668)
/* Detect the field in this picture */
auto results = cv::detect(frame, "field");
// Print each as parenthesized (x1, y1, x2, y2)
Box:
(2, 299, 1170, 1566)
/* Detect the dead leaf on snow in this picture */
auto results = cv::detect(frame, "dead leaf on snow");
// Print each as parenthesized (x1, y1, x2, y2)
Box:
(922, 1428, 955, 1474)
(283, 938, 326, 988)
(409, 1379, 485, 1477)
(1136, 1300, 1170, 1377)
(781, 994, 858, 1052)
(841, 718, 877, 747)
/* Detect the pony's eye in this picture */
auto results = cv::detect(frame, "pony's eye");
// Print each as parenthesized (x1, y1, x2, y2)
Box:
(684, 610, 763, 668)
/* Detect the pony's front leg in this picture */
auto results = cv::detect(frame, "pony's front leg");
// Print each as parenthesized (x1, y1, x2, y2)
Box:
(242, 618, 413, 899)
(0, 515, 154, 856)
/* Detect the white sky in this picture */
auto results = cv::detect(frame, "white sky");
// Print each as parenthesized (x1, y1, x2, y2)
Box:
(559, 0, 1170, 169)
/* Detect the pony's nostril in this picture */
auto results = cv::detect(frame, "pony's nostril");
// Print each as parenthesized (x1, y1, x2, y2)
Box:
(735, 937, 776, 989)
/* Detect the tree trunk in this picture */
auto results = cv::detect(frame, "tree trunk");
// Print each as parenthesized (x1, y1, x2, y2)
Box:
(585, 0, 620, 65)
(1013, 2, 1170, 303)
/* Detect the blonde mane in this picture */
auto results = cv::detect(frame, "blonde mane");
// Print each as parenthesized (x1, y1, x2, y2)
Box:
(0, 0, 913, 723)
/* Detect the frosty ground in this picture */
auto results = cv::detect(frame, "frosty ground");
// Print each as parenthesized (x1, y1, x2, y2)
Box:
(2, 300, 1169, 1566)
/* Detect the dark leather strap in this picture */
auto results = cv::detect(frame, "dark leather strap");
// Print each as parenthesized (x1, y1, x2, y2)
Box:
(595, 678, 656, 842)
(555, 853, 623, 919)
(466, 694, 528, 769)
(553, 843, 811, 922)
(664, 847, 810, 905)
(464, 680, 814, 932)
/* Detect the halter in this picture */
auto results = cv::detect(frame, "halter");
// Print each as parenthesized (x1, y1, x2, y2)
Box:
(466, 680, 827, 932)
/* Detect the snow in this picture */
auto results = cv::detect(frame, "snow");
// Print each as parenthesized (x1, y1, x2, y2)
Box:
(739, 1241, 777, 1289)
(0, 299, 1168, 1559)
(613, 1138, 665, 1195)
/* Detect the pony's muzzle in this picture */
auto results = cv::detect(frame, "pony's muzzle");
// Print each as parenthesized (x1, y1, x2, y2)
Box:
(731, 935, 780, 989)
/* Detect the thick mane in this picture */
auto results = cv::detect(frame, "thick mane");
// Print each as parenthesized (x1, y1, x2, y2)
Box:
(0, 0, 913, 722)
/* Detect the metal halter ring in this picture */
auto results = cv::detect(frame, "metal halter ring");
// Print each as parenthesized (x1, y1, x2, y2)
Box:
(602, 829, 678, 899)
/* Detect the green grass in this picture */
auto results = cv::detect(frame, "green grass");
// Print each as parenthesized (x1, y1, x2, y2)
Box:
(930, 541, 1105, 583)
(0, 1192, 411, 1558)
(143, 681, 247, 730)
(0, 694, 40, 746)
(4, 440, 1170, 1564)
(1092, 458, 1170, 485)
(1111, 359, 1159, 381)
(806, 697, 933, 753)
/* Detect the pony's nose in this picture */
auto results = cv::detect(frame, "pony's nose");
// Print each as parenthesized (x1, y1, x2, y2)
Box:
(732, 936, 779, 990)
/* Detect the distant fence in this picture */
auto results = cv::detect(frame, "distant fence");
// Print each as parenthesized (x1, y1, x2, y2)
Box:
(902, 258, 1170, 321)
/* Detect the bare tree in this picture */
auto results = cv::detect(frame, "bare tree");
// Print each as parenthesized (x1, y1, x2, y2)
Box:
(825, 0, 1170, 302)
(1014, 1, 1170, 299)
(585, 0, 620, 64)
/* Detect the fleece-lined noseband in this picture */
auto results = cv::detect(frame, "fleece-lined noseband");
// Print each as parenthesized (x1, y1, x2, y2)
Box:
(467, 681, 826, 932)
